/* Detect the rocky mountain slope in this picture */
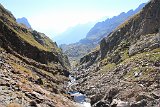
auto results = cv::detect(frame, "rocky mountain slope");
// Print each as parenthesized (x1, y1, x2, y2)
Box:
(71, 0, 160, 107)
(61, 3, 146, 65)
(0, 4, 79, 107)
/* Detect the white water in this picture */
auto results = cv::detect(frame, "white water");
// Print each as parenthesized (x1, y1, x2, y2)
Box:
(68, 75, 91, 107)
(82, 102, 91, 107)
(72, 92, 91, 107)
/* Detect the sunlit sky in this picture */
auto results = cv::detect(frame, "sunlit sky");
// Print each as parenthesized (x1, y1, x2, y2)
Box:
(1, 0, 149, 38)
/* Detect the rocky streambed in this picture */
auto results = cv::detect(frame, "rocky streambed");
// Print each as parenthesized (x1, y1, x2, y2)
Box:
(69, 60, 160, 107)
(67, 75, 91, 107)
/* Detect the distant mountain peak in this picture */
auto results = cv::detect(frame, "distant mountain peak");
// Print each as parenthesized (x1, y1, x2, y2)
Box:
(84, 3, 146, 43)
(16, 17, 31, 28)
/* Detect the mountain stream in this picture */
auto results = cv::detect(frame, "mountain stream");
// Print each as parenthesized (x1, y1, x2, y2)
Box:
(68, 75, 91, 107)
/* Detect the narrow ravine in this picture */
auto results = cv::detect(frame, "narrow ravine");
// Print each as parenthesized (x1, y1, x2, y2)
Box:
(68, 75, 91, 107)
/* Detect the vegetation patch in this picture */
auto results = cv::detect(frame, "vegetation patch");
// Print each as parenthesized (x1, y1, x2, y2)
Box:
(100, 63, 116, 74)
(121, 49, 160, 81)
(121, 49, 129, 61)
(10, 62, 33, 77)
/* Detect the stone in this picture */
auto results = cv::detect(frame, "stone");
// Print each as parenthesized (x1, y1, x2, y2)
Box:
(108, 88, 119, 99)
(134, 72, 139, 77)
(0, 58, 3, 67)
(117, 101, 129, 107)
(35, 78, 43, 85)
(151, 91, 160, 99)
(93, 101, 109, 107)
(30, 101, 38, 107)
(111, 99, 129, 107)
(135, 94, 153, 101)
(154, 61, 160, 67)
(130, 99, 147, 107)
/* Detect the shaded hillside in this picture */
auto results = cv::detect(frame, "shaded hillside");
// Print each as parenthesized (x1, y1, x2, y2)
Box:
(0, 4, 70, 69)
(71, 0, 160, 107)
(61, 3, 146, 64)
(16, 17, 31, 28)
(0, 4, 78, 107)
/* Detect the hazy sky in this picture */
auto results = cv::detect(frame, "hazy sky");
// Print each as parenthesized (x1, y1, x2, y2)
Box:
(1, 0, 149, 37)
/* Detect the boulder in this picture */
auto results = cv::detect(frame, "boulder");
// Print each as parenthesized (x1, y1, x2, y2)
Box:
(111, 99, 129, 107)
(130, 99, 147, 107)
(93, 101, 109, 107)
(105, 87, 119, 102)
(30, 101, 38, 107)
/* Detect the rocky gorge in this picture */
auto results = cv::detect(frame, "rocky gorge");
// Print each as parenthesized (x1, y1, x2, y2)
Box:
(0, 0, 160, 107)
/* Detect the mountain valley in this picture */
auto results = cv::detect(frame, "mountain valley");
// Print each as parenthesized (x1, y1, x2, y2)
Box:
(0, 0, 160, 107)
(61, 3, 146, 66)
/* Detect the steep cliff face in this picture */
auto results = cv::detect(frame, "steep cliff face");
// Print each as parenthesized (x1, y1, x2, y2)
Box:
(0, 4, 75, 107)
(72, 0, 160, 107)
